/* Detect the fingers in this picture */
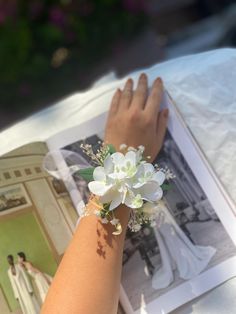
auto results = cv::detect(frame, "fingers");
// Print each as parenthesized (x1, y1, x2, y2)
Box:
(108, 88, 121, 118)
(132, 73, 148, 109)
(156, 108, 169, 151)
(119, 78, 133, 109)
(145, 77, 163, 116)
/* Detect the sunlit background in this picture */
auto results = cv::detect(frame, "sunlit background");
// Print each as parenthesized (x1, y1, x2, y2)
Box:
(0, 0, 235, 129)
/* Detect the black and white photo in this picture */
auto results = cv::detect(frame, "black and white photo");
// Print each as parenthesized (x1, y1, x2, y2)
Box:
(62, 129, 236, 313)
(49, 95, 236, 314)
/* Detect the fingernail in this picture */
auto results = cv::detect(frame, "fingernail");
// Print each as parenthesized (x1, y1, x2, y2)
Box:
(125, 78, 132, 88)
(140, 73, 147, 80)
(156, 77, 162, 84)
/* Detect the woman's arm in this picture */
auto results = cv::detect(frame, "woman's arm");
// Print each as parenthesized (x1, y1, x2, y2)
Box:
(41, 73, 168, 314)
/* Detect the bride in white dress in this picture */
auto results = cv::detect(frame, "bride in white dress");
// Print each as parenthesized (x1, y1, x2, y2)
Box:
(17, 252, 53, 303)
(7, 255, 40, 314)
(151, 203, 216, 290)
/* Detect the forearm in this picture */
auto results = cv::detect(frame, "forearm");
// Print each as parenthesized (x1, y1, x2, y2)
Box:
(41, 204, 130, 314)
(42, 73, 167, 314)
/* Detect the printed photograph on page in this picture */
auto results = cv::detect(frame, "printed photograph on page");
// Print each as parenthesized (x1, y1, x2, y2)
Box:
(62, 129, 236, 313)
(0, 142, 78, 314)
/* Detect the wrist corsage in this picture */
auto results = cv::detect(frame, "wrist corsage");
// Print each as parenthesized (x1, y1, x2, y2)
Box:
(77, 143, 174, 235)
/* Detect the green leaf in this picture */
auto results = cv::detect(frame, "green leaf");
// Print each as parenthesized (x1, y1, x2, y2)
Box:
(77, 167, 95, 182)
(161, 183, 172, 191)
(107, 144, 116, 154)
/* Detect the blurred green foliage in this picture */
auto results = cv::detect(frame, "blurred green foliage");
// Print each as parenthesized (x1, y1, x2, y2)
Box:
(0, 0, 148, 111)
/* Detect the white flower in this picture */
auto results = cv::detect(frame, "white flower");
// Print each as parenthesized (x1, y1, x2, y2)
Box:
(150, 220, 157, 227)
(88, 150, 166, 211)
(110, 218, 120, 226)
(133, 224, 141, 232)
(120, 144, 127, 150)
(132, 166, 165, 202)
(125, 192, 143, 209)
(164, 168, 175, 179)
(133, 164, 165, 188)
(138, 145, 145, 152)
(101, 217, 109, 224)
(112, 223, 122, 235)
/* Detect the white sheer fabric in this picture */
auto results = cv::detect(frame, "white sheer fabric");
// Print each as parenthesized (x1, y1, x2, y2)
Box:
(27, 269, 52, 303)
(152, 206, 216, 290)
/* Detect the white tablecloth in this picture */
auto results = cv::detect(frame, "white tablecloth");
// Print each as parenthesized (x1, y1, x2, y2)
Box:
(1, 48, 236, 313)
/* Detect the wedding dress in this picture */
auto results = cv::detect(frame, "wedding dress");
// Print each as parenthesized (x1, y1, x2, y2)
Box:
(152, 205, 216, 290)
(27, 269, 52, 303)
(8, 264, 40, 314)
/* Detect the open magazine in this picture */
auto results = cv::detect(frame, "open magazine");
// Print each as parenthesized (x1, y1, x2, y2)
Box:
(1, 92, 236, 314)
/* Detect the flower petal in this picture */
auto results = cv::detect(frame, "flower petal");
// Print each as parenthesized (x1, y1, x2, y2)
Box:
(111, 152, 125, 166)
(138, 182, 163, 202)
(132, 165, 145, 188)
(125, 192, 143, 208)
(109, 193, 122, 211)
(100, 189, 118, 203)
(112, 223, 122, 235)
(108, 171, 126, 180)
(135, 164, 145, 176)
(125, 151, 137, 165)
(143, 163, 155, 174)
(152, 171, 165, 185)
(132, 182, 144, 188)
(88, 181, 112, 196)
(104, 156, 114, 174)
(124, 190, 135, 207)
(93, 166, 106, 181)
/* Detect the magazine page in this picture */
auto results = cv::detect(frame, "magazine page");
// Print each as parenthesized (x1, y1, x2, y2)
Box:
(46, 91, 236, 314)
(0, 142, 79, 314)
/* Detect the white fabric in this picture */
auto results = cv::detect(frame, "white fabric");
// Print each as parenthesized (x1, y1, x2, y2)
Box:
(27, 269, 52, 303)
(7, 265, 40, 314)
(0, 48, 236, 205)
(1, 48, 236, 313)
(152, 207, 216, 290)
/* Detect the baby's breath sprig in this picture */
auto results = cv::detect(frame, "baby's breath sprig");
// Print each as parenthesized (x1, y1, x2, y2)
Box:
(80, 142, 114, 166)
(80, 142, 102, 165)
(163, 167, 176, 180)
(159, 166, 176, 180)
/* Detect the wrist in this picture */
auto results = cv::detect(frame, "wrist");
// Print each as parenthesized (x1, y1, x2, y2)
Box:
(85, 196, 131, 227)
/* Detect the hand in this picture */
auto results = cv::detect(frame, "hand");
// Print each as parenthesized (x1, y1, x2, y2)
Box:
(105, 73, 168, 161)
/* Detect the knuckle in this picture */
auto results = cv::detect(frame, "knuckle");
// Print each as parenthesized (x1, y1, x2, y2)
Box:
(128, 109, 141, 122)
(112, 94, 119, 103)
(122, 89, 132, 99)
(150, 89, 160, 100)
(143, 114, 154, 126)
(148, 93, 161, 107)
